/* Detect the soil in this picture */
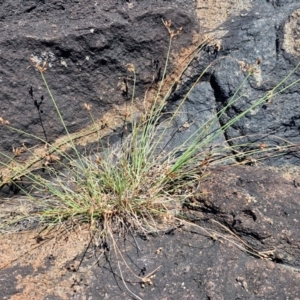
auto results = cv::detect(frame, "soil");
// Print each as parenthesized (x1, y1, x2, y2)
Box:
(1, 165, 300, 299)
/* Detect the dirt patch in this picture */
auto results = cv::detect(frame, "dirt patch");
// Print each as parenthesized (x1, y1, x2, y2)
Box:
(0, 226, 91, 300)
(2, 210, 300, 299)
(195, 0, 252, 39)
(283, 8, 300, 56)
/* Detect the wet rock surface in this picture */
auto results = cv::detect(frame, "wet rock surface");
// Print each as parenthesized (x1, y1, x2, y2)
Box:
(1, 0, 300, 299)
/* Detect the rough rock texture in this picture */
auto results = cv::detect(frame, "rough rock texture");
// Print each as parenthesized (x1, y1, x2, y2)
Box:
(0, 0, 197, 163)
(1, 166, 300, 299)
(157, 81, 228, 155)
(1, 1, 300, 299)
(176, 0, 300, 166)
(186, 166, 300, 267)
(1, 0, 300, 171)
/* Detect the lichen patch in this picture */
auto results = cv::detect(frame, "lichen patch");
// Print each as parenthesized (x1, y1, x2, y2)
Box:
(283, 9, 300, 57)
(195, 0, 252, 39)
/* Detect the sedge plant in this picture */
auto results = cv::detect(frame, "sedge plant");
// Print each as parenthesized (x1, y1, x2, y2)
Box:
(1, 19, 300, 239)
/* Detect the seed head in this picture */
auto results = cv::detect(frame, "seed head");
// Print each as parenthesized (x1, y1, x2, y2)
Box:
(162, 19, 183, 38)
(84, 103, 92, 111)
(30, 57, 47, 73)
(256, 57, 262, 65)
(126, 63, 135, 73)
(0, 117, 9, 125)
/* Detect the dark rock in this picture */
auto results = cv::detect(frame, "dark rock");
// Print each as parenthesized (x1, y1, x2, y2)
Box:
(183, 0, 300, 166)
(156, 81, 228, 155)
(2, 0, 300, 172)
(81, 228, 300, 299)
(188, 165, 300, 268)
(0, 0, 197, 164)
(2, 1, 300, 300)
(0, 265, 34, 299)
(2, 168, 300, 299)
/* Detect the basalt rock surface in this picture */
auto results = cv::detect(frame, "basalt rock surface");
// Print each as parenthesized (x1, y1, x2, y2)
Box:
(1, 166, 300, 299)
(1, 0, 300, 170)
(172, 0, 300, 166)
(1, 1, 300, 300)
(0, 0, 197, 163)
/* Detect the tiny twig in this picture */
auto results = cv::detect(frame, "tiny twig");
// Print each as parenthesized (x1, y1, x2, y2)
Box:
(118, 262, 143, 300)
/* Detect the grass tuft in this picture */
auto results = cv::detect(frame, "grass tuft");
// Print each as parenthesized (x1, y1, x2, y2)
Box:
(1, 20, 300, 242)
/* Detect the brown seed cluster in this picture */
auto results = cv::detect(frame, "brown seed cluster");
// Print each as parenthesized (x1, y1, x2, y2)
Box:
(162, 19, 183, 39)
(12, 143, 27, 157)
(126, 63, 135, 73)
(0, 117, 9, 125)
(84, 103, 92, 111)
(30, 57, 47, 73)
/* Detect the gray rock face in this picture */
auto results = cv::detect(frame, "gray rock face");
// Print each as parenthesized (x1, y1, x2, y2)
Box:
(0, 0, 197, 162)
(1, 0, 300, 169)
(1, 166, 300, 299)
(180, 0, 300, 166)
(2, 1, 300, 300)
(157, 81, 227, 154)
